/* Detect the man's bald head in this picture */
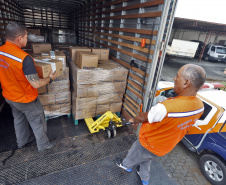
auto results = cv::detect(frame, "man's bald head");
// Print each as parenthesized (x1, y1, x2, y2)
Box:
(181, 64, 206, 91)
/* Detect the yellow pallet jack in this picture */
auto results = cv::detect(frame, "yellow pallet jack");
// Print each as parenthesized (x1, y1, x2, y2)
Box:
(84, 111, 132, 138)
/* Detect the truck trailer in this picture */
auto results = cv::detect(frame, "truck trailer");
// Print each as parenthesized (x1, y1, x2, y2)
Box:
(0, 0, 178, 184)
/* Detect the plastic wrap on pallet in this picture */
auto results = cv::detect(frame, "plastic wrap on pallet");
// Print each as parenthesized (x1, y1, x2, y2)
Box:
(47, 80, 70, 94)
(38, 76, 71, 119)
(70, 59, 128, 86)
(28, 34, 45, 42)
(43, 102, 71, 117)
(69, 59, 128, 120)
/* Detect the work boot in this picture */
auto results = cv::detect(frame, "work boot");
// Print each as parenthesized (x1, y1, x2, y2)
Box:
(18, 135, 36, 149)
(115, 157, 132, 172)
(38, 141, 56, 152)
(137, 165, 149, 185)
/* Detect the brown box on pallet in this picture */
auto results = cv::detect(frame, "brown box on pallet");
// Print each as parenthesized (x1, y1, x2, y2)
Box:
(73, 60, 128, 84)
(74, 97, 97, 109)
(34, 58, 63, 78)
(55, 67, 69, 81)
(47, 80, 70, 94)
(55, 92, 71, 104)
(41, 51, 66, 68)
(38, 94, 55, 106)
(60, 103, 71, 114)
(49, 104, 61, 116)
(72, 108, 95, 120)
(97, 94, 112, 105)
(96, 104, 110, 115)
(32, 43, 52, 54)
(69, 47, 91, 63)
(74, 84, 99, 97)
(76, 51, 98, 69)
(37, 85, 47, 94)
(48, 103, 71, 116)
(110, 102, 122, 113)
(91, 48, 109, 61)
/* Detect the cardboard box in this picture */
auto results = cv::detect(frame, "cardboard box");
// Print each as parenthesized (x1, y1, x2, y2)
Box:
(91, 48, 109, 61)
(37, 86, 47, 94)
(38, 94, 55, 106)
(72, 108, 95, 120)
(49, 104, 61, 116)
(48, 103, 71, 116)
(41, 51, 66, 68)
(32, 44, 52, 54)
(73, 60, 128, 85)
(69, 47, 91, 62)
(97, 94, 112, 105)
(55, 67, 69, 81)
(55, 92, 71, 104)
(74, 97, 97, 109)
(34, 57, 63, 78)
(76, 51, 98, 69)
(48, 80, 70, 94)
(110, 102, 122, 113)
(96, 104, 110, 115)
(60, 103, 71, 114)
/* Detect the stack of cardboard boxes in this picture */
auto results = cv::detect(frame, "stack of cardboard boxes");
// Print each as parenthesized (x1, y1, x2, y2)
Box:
(33, 44, 71, 118)
(69, 47, 128, 120)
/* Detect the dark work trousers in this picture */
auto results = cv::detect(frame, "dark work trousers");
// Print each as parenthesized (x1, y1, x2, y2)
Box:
(5, 97, 50, 151)
(122, 139, 157, 182)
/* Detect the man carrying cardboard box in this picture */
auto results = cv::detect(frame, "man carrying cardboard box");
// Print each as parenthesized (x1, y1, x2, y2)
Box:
(0, 22, 57, 152)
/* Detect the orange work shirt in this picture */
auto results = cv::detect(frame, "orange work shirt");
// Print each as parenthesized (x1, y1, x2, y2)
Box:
(139, 96, 204, 156)
(0, 41, 38, 103)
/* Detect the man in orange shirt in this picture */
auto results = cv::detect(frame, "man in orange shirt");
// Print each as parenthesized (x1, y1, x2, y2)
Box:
(0, 22, 57, 152)
(116, 64, 206, 185)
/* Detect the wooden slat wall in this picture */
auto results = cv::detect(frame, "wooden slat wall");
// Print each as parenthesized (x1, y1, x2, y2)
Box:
(77, 0, 164, 119)
(0, 0, 24, 45)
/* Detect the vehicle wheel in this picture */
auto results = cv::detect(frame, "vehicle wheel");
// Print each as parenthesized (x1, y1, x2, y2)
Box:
(204, 55, 209, 61)
(199, 154, 226, 185)
(105, 130, 111, 139)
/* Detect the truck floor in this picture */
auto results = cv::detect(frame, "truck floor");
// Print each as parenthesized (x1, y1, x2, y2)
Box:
(0, 103, 176, 185)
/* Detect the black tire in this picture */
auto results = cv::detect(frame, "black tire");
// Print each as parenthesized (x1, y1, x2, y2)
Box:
(199, 154, 226, 185)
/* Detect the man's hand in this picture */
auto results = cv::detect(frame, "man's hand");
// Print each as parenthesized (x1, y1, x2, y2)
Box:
(129, 118, 135, 124)
(48, 70, 57, 81)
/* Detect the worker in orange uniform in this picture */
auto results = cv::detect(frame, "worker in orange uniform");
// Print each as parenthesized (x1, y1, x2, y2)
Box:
(116, 64, 206, 185)
(0, 22, 57, 152)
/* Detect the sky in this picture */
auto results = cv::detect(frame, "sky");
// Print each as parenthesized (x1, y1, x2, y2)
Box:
(175, 0, 226, 24)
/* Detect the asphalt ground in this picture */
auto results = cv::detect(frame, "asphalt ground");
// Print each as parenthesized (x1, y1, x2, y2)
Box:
(161, 56, 226, 83)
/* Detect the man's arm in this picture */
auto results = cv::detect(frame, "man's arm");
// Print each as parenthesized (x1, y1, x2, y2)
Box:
(129, 103, 167, 125)
(129, 112, 149, 125)
(25, 73, 53, 89)
(23, 55, 56, 89)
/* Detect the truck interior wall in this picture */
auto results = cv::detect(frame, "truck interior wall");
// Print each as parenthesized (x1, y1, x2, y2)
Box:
(0, 0, 176, 119)
(76, 0, 167, 119)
